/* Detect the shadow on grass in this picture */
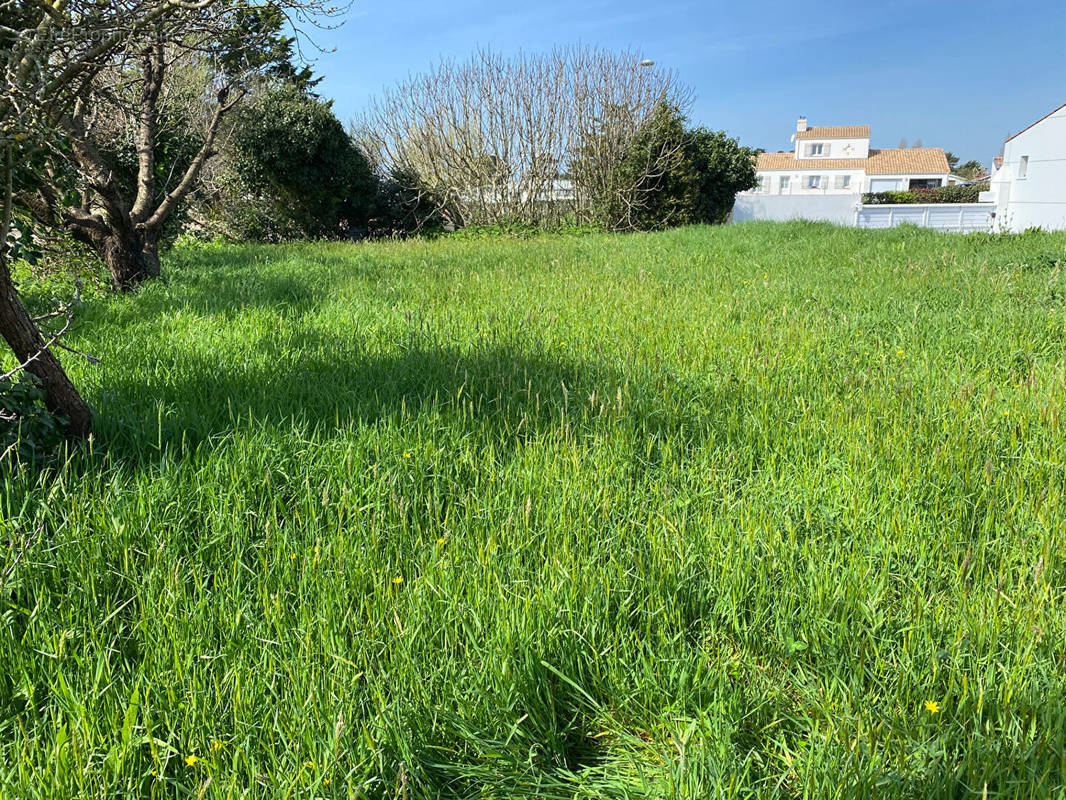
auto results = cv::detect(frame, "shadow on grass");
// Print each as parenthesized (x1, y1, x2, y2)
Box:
(87, 320, 733, 479)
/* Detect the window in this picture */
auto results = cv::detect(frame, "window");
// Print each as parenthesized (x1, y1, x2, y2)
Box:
(806, 175, 823, 189)
(908, 178, 942, 190)
(804, 143, 827, 157)
(778, 176, 790, 194)
(1019, 155, 1029, 179)
(755, 175, 766, 192)
(834, 175, 851, 190)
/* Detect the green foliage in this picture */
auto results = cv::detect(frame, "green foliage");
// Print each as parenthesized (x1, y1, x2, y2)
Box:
(3, 224, 1066, 796)
(226, 85, 376, 240)
(367, 166, 448, 238)
(0, 373, 67, 464)
(683, 127, 757, 223)
(956, 159, 985, 180)
(615, 102, 698, 230)
(863, 184, 989, 204)
(215, 4, 315, 89)
(572, 104, 755, 231)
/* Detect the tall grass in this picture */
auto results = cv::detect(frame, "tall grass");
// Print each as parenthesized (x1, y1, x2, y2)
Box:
(2, 221, 1065, 798)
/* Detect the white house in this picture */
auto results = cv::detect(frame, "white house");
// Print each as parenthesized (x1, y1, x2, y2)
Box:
(743, 117, 954, 197)
(984, 102, 1066, 232)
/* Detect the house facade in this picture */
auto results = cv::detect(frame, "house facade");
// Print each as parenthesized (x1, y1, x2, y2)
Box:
(984, 102, 1066, 232)
(744, 118, 953, 196)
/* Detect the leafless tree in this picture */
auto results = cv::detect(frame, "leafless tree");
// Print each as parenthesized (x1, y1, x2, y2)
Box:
(359, 46, 692, 229)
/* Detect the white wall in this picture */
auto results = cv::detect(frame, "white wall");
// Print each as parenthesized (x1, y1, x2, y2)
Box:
(794, 136, 870, 159)
(750, 168, 865, 195)
(988, 105, 1066, 232)
(732, 194, 859, 225)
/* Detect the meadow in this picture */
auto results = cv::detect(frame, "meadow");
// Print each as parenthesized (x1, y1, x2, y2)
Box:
(2, 221, 1065, 798)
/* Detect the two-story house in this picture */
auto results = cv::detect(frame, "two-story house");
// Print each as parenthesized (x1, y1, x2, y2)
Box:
(746, 118, 953, 196)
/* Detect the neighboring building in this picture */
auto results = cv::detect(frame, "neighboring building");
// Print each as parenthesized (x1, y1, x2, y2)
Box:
(743, 117, 954, 197)
(984, 102, 1066, 232)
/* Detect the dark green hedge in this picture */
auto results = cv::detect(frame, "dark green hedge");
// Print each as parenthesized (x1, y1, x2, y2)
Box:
(862, 184, 989, 205)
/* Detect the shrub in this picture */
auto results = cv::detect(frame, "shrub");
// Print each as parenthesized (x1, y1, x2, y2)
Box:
(863, 184, 988, 205)
(225, 84, 376, 240)
(0, 373, 68, 465)
(683, 128, 757, 224)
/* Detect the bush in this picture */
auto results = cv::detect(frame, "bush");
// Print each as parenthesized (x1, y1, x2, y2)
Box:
(0, 373, 68, 465)
(367, 167, 448, 238)
(683, 128, 757, 223)
(863, 184, 988, 205)
(576, 104, 757, 231)
(224, 84, 376, 240)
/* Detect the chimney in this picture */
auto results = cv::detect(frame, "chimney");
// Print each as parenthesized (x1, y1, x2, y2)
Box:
(797, 116, 808, 133)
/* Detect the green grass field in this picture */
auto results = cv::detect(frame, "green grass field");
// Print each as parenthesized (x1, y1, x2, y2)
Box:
(2, 222, 1066, 798)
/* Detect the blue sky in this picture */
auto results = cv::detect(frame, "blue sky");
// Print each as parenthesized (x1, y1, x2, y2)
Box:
(311, 0, 1066, 165)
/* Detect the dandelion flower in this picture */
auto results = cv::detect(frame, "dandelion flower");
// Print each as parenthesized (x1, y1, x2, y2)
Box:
(924, 700, 941, 714)
(437, 537, 446, 545)
(305, 760, 315, 769)
(392, 576, 404, 585)
(211, 739, 223, 753)
(403, 452, 411, 459)
(324, 778, 331, 786)
(896, 349, 905, 356)
(290, 553, 297, 561)
(185, 755, 199, 766)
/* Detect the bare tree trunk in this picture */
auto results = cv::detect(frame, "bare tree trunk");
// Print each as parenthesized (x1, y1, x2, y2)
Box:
(0, 264, 92, 438)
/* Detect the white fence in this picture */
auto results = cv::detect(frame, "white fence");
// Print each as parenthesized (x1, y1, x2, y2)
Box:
(856, 203, 993, 233)
(732, 195, 995, 233)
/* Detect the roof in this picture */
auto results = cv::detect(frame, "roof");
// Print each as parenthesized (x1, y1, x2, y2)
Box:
(755, 148, 950, 175)
(756, 152, 866, 170)
(1004, 101, 1066, 143)
(795, 125, 870, 140)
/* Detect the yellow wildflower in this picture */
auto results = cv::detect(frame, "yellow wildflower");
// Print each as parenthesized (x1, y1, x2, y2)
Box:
(437, 537, 446, 545)
(324, 778, 331, 786)
(211, 739, 223, 753)
(185, 755, 199, 766)
(392, 576, 404, 585)
(896, 349, 905, 356)
(924, 700, 941, 714)
(403, 452, 411, 459)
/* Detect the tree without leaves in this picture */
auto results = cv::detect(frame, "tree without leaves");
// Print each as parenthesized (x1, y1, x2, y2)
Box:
(359, 47, 693, 231)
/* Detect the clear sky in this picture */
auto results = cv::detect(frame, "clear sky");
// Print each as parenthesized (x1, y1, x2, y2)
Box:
(310, 0, 1066, 166)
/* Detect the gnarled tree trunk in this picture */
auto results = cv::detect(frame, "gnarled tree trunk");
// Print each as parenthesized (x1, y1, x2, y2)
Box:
(93, 226, 161, 290)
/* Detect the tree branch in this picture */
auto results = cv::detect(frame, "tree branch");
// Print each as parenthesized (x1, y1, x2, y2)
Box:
(141, 87, 244, 232)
